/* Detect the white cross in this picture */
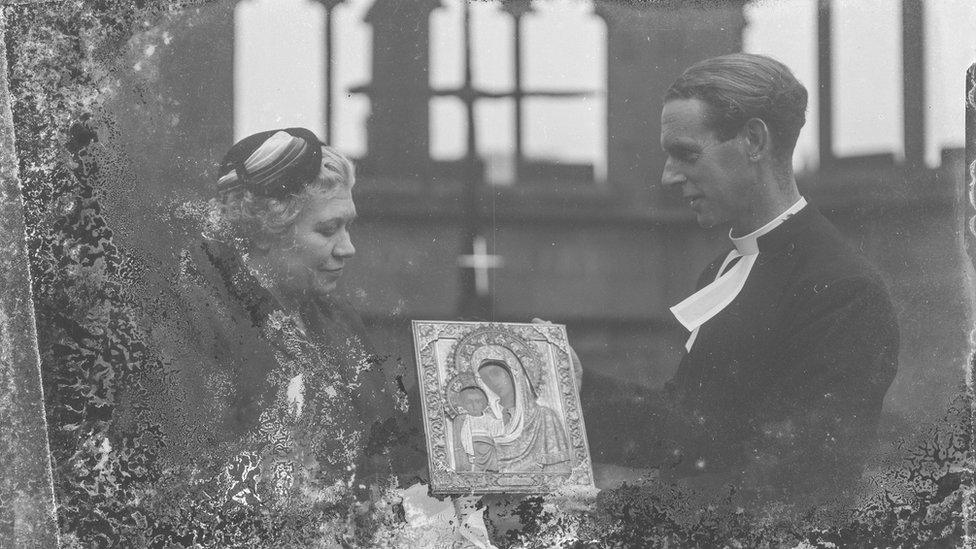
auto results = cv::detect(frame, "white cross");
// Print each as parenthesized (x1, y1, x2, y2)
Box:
(458, 235, 504, 297)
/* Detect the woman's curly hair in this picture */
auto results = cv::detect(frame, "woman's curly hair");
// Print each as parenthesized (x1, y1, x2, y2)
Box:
(209, 141, 354, 248)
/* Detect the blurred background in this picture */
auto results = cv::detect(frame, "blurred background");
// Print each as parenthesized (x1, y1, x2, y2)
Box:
(113, 0, 974, 451)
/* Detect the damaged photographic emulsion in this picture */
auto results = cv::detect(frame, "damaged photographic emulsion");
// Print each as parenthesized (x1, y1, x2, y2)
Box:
(0, 0, 973, 547)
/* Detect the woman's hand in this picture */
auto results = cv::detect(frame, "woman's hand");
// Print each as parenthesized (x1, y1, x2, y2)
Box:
(531, 318, 583, 391)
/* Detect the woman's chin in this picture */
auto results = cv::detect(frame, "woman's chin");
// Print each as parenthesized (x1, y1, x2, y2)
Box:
(279, 281, 336, 304)
(311, 279, 338, 297)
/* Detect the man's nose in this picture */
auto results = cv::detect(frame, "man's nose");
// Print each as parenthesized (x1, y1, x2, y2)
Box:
(661, 158, 685, 188)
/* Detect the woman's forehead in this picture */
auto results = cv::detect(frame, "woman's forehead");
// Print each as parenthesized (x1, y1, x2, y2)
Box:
(306, 185, 354, 207)
(298, 191, 356, 226)
(314, 184, 353, 200)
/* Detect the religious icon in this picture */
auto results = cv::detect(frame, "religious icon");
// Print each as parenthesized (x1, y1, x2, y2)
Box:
(412, 320, 594, 495)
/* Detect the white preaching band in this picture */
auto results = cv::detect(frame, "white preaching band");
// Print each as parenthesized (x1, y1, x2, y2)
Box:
(671, 196, 807, 352)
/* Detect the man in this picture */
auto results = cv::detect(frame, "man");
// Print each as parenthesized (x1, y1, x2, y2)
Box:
(587, 54, 899, 500)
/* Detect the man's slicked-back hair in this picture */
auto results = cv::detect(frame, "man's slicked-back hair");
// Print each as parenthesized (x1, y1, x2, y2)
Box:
(665, 53, 808, 160)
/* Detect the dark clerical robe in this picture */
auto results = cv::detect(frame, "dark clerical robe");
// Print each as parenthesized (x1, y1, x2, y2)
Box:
(584, 205, 899, 498)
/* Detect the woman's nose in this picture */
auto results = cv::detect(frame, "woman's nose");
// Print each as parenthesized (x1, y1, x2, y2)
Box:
(333, 230, 355, 259)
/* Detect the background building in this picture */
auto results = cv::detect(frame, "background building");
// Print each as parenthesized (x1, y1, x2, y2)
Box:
(113, 0, 972, 459)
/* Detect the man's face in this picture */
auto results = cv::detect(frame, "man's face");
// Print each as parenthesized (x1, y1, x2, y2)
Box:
(264, 185, 357, 298)
(660, 98, 757, 230)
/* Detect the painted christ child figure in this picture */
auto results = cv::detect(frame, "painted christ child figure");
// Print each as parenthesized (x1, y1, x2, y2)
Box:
(457, 387, 505, 472)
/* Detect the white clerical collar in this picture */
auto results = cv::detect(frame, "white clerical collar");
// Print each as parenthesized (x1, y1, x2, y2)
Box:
(729, 196, 807, 255)
(670, 196, 808, 351)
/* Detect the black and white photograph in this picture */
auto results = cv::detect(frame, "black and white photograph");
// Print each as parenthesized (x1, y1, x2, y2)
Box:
(0, 0, 973, 547)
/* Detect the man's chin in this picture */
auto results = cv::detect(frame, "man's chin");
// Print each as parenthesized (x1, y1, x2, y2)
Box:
(695, 214, 716, 229)
(694, 211, 728, 230)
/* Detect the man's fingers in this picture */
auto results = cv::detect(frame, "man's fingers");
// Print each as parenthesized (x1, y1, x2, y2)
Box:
(569, 347, 583, 390)
(530, 317, 583, 390)
(570, 347, 582, 370)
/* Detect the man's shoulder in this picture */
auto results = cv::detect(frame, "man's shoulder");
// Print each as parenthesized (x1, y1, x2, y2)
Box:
(784, 209, 884, 284)
(777, 215, 897, 320)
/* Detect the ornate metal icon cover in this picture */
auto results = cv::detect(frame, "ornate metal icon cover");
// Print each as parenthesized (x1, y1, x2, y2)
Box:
(412, 321, 595, 495)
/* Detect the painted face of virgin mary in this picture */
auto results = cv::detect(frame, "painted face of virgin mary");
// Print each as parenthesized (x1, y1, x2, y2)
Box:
(478, 363, 516, 409)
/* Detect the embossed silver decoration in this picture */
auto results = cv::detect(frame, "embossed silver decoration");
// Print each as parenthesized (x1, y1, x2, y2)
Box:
(412, 320, 594, 495)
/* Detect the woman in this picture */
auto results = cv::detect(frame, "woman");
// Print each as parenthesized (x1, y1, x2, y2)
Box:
(148, 128, 409, 545)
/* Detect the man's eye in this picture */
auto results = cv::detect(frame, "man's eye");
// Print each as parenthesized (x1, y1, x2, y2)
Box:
(317, 225, 339, 236)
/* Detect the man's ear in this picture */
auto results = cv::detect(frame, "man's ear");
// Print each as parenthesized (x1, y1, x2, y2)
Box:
(743, 118, 770, 160)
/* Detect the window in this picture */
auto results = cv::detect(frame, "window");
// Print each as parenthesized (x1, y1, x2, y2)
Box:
(234, 0, 326, 140)
(833, 0, 902, 159)
(429, 0, 607, 186)
(331, 0, 373, 158)
(924, 0, 974, 167)
(233, 0, 372, 158)
(743, 0, 819, 173)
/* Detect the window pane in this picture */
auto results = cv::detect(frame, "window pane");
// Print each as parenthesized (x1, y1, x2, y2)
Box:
(924, 0, 975, 167)
(523, 0, 603, 91)
(522, 0, 606, 182)
(333, 95, 370, 159)
(833, 0, 901, 158)
(234, 0, 325, 140)
(476, 99, 516, 186)
(472, 1, 514, 94)
(743, 0, 819, 173)
(430, 0, 463, 90)
(430, 96, 467, 161)
(333, 0, 374, 158)
(524, 96, 604, 182)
